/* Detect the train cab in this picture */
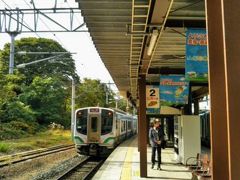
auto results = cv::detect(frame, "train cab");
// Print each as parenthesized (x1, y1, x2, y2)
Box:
(75, 107, 115, 156)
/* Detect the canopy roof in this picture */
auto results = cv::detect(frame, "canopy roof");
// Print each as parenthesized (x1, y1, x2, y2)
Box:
(76, 0, 206, 102)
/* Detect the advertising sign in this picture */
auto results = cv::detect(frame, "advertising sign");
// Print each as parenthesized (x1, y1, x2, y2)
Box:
(186, 28, 208, 82)
(146, 85, 160, 114)
(160, 75, 189, 106)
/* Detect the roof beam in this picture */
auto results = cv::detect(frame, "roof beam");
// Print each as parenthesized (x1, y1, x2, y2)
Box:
(165, 19, 206, 28)
(148, 67, 185, 74)
(192, 86, 209, 100)
(140, 0, 172, 74)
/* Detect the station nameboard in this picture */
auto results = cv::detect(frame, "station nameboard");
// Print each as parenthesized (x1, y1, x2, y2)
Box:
(186, 28, 208, 82)
(146, 85, 160, 114)
(160, 75, 189, 106)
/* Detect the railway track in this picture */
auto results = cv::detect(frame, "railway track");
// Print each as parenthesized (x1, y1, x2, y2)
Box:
(57, 156, 104, 180)
(0, 144, 75, 168)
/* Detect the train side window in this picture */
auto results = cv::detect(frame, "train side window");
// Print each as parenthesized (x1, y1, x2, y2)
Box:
(128, 121, 131, 129)
(121, 120, 125, 132)
(101, 110, 113, 135)
(91, 117, 98, 132)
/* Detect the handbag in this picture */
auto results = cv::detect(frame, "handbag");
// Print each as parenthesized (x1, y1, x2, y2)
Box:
(161, 140, 166, 149)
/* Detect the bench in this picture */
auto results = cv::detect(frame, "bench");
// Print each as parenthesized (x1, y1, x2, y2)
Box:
(186, 154, 212, 180)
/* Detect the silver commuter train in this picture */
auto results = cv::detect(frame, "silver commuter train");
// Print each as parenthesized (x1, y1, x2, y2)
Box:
(73, 107, 137, 156)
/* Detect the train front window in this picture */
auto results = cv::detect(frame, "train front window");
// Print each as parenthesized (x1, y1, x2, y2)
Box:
(101, 110, 113, 135)
(91, 117, 98, 132)
(76, 109, 87, 135)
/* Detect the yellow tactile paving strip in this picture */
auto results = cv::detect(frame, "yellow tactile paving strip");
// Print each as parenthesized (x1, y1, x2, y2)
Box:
(120, 140, 135, 180)
(120, 147, 133, 179)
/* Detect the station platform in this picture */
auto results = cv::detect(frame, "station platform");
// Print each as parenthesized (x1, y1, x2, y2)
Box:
(93, 136, 192, 180)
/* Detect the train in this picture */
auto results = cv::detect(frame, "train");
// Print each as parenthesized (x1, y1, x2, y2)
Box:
(73, 107, 137, 156)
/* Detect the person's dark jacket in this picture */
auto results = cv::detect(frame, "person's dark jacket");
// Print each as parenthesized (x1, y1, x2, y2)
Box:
(149, 126, 164, 147)
(158, 126, 165, 141)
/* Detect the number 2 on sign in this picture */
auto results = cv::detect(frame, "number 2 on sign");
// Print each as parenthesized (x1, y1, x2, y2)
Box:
(150, 89, 156, 96)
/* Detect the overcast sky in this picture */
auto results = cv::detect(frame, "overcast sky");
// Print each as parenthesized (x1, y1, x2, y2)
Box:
(0, 0, 117, 90)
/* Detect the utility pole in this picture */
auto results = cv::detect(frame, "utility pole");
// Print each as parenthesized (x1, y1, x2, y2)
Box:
(8, 32, 19, 74)
(71, 78, 75, 141)
(104, 84, 109, 105)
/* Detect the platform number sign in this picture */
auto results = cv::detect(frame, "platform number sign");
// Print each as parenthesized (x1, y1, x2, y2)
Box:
(146, 86, 160, 113)
(150, 89, 156, 97)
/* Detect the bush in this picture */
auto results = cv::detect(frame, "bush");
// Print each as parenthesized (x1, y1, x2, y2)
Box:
(0, 101, 35, 123)
(0, 120, 40, 140)
(9, 120, 38, 134)
(0, 123, 26, 140)
(0, 143, 11, 153)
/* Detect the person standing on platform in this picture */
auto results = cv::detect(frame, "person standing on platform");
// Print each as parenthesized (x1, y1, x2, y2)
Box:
(149, 118, 164, 170)
(148, 119, 155, 146)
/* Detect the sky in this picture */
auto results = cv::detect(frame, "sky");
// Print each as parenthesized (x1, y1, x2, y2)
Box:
(0, 0, 118, 90)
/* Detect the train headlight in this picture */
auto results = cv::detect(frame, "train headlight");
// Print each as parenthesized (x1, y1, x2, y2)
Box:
(90, 144, 98, 150)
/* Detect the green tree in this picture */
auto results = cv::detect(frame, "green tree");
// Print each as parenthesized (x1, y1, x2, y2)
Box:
(19, 76, 69, 127)
(0, 37, 79, 85)
(0, 73, 29, 123)
(116, 98, 128, 111)
(75, 78, 115, 108)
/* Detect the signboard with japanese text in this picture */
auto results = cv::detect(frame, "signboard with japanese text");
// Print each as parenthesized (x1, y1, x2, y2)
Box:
(160, 75, 189, 106)
(186, 28, 208, 82)
(146, 85, 160, 114)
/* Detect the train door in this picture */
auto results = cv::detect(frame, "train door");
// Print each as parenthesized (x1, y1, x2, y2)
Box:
(115, 117, 120, 144)
(88, 115, 100, 143)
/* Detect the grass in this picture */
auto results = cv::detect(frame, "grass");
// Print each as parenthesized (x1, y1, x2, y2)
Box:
(0, 129, 73, 154)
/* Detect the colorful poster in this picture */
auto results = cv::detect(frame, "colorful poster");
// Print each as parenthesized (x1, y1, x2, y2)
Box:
(186, 28, 208, 82)
(160, 75, 189, 106)
(146, 85, 160, 114)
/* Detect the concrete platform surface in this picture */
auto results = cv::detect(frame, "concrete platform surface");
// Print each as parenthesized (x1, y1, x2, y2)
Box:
(93, 136, 193, 180)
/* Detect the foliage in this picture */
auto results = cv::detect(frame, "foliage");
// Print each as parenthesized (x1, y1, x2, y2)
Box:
(0, 143, 11, 153)
(0, 101, 35, 123)
(0, 37, 79, 84)
(0, 73, 35, 124)
(0, 120, 39, 140)
(19, 76, 69, 126)
(75, 78, 115, 108)
(0, 37, 79, 140)
(116, 98, 128, 111)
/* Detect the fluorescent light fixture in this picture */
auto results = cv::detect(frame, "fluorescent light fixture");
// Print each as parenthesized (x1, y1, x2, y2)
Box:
(147, 29, 159, 56)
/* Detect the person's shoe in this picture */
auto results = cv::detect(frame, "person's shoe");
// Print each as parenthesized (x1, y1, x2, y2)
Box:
(157, 166, 161, 170)
(151, 164, 154, 169)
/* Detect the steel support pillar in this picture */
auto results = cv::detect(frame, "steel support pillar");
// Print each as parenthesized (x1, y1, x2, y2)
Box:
(221, 1, 240, 179)
(206, 0, 240, 179)
(138, 107, 140, 152)
(138, 74, 147, 177)
(205, 1, 229, 179)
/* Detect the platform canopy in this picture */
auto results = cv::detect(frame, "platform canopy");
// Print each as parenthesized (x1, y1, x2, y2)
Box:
(76, 0, 206, 103)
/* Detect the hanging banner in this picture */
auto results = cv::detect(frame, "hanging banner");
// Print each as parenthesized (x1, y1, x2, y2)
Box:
(186, 28, 208, 82)
(160, 75, 189, 106)
(146, 85, 160, 114)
